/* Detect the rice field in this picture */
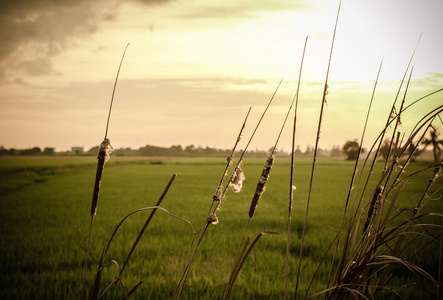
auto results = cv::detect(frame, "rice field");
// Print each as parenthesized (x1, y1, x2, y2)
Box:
(0, 155, 440, 299)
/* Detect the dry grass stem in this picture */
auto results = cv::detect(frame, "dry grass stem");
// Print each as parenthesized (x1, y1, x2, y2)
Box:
(285, 35, 308, 299)
(295, 1, 342, 298)
(83, 44, 130, 300)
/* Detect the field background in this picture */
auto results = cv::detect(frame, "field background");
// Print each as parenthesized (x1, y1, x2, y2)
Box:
(0, 155, 440, 299)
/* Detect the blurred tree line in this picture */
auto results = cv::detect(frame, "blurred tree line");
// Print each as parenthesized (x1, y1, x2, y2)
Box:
(2, 128, 439, 162)
(0, 144, 343, 158)
(0, 146, 55, 156)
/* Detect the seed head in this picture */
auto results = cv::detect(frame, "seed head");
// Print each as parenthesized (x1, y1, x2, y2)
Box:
(249, 154, 275, 218)
(213, 185, 223, 202)
(99, 138, 114, 164)
(229, 165, 245, 193)
(207, 213, 219, 225)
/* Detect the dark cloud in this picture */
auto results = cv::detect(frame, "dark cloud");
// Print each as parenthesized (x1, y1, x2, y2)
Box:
(0, 0, 174, 83)
(129, 0, 176, 5)
(17, 57, 62, 76)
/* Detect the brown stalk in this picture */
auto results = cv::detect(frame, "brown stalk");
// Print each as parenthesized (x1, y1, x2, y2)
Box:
(328, 56, 383, 290)
(82, 43, 130, 300)
(439, 192, 443, 300)
(285, 35, 308, 300)
(222, 231, 280, 300)
(120, 174, 177, 274)
(328, 49, 423, 295)
(294, 0, 342, 298)
(349, 34, 422, 240)
(223, 75, 298, 299)
(173, 80, 282, 299)
(373, 159, 442, 298)
(171, 107, 251, 300)
(351, 68, 415, 295)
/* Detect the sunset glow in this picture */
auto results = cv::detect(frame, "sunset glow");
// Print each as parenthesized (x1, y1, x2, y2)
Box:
(1, 0, 442, 152)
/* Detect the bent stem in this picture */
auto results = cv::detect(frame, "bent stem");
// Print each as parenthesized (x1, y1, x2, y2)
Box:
(121, 174, 177, 274)
(222, 232, 280, 300)
(89, 204, 193, 300)
(88, 174, 183, 299)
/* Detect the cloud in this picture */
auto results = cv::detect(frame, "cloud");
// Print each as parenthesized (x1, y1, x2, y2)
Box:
(0, 0, 175, 83)
(129, 0, 176, 5)
(173, 0, 310, 20)
(17, 57, 62, 77)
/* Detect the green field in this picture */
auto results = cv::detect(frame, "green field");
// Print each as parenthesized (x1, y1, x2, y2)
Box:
(0, 155, 441, 299)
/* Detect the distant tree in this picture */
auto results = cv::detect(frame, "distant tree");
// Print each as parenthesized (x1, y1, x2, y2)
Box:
(342, 140, 364, 161)
(114, 147, 137, 156)
(87, 146, 100, 155)
(379, 139, 391, 160)
(294, 145, 302, 157)
(21, 147, 41, 155)
(8, 148, 18, 155)
(405, 142, 424, 162)
(421, 125, 443, 163)
(169, 145, 183, 156)
(43, 147, 55, 156)
(381, 138, 424, 161)
(330, 145, 342, 158)
(304, 145, 313, 156)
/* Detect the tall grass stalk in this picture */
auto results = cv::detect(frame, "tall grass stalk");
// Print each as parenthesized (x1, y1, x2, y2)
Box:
(285, 35, 308, 300)
(322, 87, 443, 298)
(327, 56, 383, 291)
(83, 43, 130, 299)
(294, 0, 342, 298)
(371, 159, 442, 298)
(326, 35, 423, 296)
(173, 80, 282, 299)
(120, 174, 177, 274)
(439, 186, 443, 300)
(355, 34, 421, 213)
(171, 107, 251, 299)
(223, 77, 300, 299)
(358, 67, 413, 294)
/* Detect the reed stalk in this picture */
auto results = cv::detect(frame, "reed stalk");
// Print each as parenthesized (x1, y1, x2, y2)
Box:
(172, 107, 251, 299)
(328, 55, 383, 282)
(173, 80, 282, 299)
(223, 76, 298, 299)
(294, 1, 342, 298)
(323, 98, 443, 298)
(323, 34, 427, 298)
(285, 35, 308, 300)
(82, 43, 130, 300)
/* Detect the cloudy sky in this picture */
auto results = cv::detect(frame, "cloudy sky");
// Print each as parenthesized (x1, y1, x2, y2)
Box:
(0, 0, 442, 152)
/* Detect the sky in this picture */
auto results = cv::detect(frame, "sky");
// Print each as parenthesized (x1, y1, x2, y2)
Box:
(0, 0, 442, 153)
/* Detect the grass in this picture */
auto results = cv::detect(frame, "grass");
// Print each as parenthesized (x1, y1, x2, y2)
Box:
(0, 156, 440, 299)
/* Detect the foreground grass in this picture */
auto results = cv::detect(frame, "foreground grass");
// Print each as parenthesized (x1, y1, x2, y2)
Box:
(0, 156, 440, 299)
